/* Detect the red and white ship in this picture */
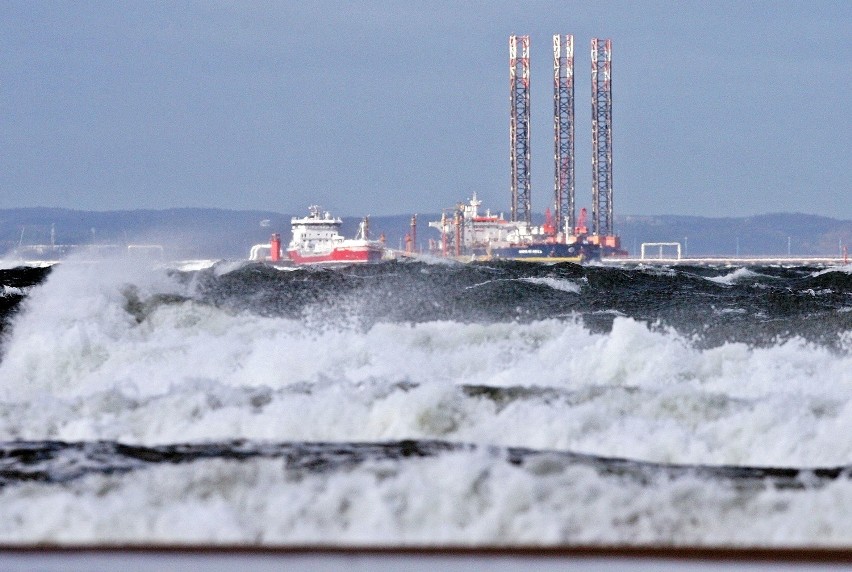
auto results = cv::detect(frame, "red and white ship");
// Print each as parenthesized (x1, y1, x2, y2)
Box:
(251, 206, 384, 265)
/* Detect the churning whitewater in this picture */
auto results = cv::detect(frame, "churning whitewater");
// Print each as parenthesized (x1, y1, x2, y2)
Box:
(0, 257, 851, 545)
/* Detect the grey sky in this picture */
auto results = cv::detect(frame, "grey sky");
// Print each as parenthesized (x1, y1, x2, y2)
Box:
(1, 1, 850, 218)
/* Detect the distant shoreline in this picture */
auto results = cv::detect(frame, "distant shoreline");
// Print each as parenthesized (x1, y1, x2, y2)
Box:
(2, 208, 850, 260)
(604, 256, 849, 266)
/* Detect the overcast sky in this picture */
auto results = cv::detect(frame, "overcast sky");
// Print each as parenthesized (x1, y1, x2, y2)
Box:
(1, 1, 850, 218)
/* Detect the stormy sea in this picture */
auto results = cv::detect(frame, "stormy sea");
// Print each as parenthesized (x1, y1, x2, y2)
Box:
(0, 257, 851, 547)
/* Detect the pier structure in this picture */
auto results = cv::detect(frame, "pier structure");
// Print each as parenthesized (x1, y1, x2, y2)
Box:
(553, 34, 575, 237)
(509, 35, 532, 226)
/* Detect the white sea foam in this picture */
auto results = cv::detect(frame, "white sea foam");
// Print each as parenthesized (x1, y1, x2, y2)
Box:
(0, 260, 850, 468)
(0, 259, 55, 270)
(405, 253, 461, 266)
(707, 268, 763, 285)
(812, 263, 852, 277)
(713, 307, 747, 315)
(0, 454, 851, 545)
(2, 285, 28, 296)
(169, 259, 220, 272)
(520, 277, 581, 294)
(2, 259, 852, 545)
(466, 276, 581, 294)
(633, 264, 677, 276)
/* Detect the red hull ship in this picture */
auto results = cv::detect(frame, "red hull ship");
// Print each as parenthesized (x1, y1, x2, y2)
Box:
(287, 243, 384, 265)
(251, 206, 384, 265)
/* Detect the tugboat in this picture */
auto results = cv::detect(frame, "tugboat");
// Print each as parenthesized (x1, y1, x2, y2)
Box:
(250, 206, 384, 265)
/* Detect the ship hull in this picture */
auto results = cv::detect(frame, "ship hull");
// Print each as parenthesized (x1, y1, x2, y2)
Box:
(288, 245, 384, 265)
(489, 242, 600, 263)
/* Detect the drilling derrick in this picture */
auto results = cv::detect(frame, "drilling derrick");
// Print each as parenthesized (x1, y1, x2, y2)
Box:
(509, 35, 531, 225)
(591, 38, 614, 239)
(553, 34, 575, 237)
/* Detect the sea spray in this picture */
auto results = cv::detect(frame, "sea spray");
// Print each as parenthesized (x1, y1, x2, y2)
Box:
(0, 259, 850, 544)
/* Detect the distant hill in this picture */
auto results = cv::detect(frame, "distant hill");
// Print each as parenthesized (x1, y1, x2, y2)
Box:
(1, 208, 850, 260)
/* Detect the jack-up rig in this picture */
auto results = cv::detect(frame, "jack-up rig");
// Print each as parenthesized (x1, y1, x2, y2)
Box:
(427, 35, 627, 261)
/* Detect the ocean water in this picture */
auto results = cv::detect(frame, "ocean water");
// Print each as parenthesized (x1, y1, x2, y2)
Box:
(0, 257, 851, 546)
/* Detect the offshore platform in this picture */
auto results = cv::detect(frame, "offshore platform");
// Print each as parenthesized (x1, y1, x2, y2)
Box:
(425, 35, 626, 260)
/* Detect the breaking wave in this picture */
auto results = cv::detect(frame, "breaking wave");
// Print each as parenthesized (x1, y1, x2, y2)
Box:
(0, 258, 850, 545)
